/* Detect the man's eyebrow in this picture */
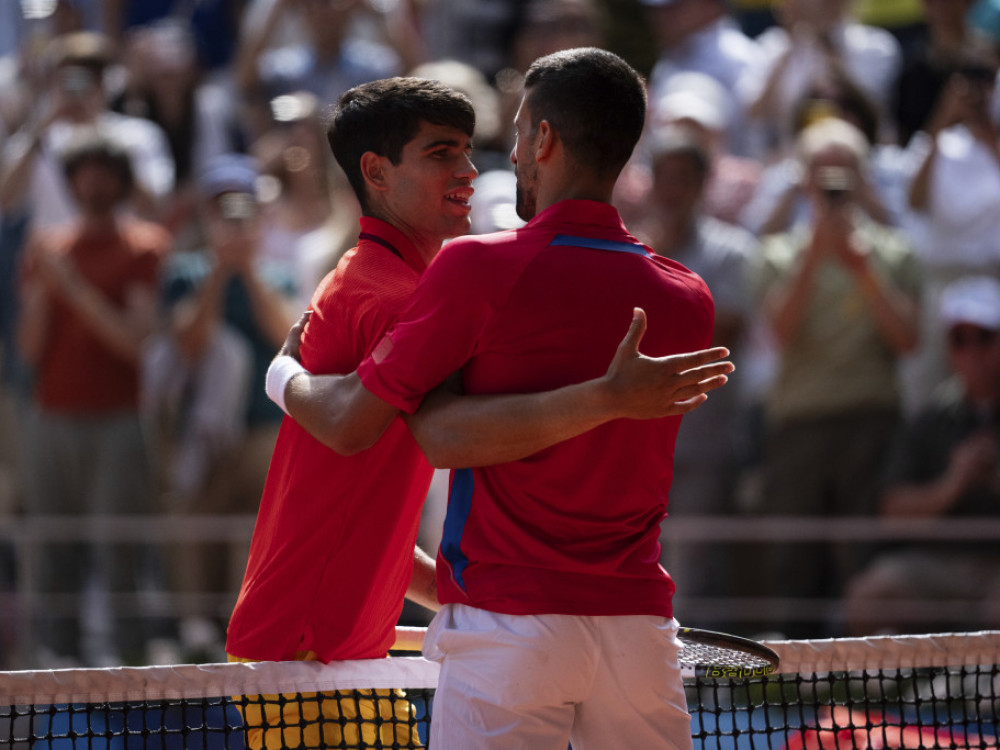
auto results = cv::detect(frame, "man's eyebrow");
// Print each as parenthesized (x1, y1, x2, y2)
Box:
(420, 138, 470, 151)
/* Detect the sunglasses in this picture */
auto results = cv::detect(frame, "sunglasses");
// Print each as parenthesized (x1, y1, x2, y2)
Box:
(948, 325, 999, 349)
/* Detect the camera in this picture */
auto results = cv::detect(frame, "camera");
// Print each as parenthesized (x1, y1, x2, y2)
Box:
(59, 66, 96, 98)
(218, 192, 257, 222)
(815, 165, 854, 204)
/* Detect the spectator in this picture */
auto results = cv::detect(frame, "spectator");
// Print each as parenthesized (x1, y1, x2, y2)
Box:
(250, 90, 352, 308)
(641, 0, 765, 158)
(114, 20, 238, 249)
(903, 35, 1000, 413)
(745, 0, 903, 153)
(650, 71, 763, 226)
(0, 31, 175, 231)
(741, 78, 912, 238)
(146, 154, 297, 658)
(752, 116, 921, 638)
(100, 0, 244, 78)
(844, 275, 1000, 635)
(893, 0, 980, 148)
(16, 133, 169, 667)
(635, 124, 758, 631)
(415, 0, 526, 83)
(234, 0, 402, 140)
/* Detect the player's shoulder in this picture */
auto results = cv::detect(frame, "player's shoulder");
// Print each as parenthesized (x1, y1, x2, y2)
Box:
(430, 227, 530, 274)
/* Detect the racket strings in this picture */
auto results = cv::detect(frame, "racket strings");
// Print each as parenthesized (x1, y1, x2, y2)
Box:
(678, 640, 775, 670)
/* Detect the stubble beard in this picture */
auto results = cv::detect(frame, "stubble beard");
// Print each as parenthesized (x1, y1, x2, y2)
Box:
(514, 164, 537, 221)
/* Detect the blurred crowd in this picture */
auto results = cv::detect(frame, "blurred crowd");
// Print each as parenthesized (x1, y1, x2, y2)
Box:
(2, 0, 1000, 669)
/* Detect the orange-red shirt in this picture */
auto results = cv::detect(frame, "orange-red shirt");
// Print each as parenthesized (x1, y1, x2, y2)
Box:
(28, 219, 167, 413)
(226, 217, 435, 663)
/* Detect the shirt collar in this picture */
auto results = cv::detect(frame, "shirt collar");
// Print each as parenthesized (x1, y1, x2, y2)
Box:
(527, 199, 629, 234)
(358, 216, 429, 274)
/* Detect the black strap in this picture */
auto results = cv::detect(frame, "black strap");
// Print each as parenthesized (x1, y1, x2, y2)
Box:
(359, 232, 404, 260)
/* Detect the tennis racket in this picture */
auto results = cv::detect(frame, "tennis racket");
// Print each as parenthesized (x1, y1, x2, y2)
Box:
(394, 625, 778, 680)
(677, 626, 779, 680)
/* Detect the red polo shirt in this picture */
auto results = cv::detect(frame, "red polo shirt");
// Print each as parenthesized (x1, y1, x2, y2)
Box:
(358, 200, 714, 618)
(227, 217, 435, 663)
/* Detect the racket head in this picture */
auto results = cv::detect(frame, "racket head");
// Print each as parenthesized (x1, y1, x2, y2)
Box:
(677, 627, 780, 680)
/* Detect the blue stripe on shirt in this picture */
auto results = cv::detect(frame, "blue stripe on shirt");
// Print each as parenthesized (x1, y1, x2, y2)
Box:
(440, 468, 475, 591)
(549, 234, 649, 256)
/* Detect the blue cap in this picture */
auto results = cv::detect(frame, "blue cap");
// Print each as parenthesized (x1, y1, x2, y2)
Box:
(200, 154, 259, 199)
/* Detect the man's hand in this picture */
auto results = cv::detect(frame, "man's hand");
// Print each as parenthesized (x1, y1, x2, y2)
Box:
(278, 309, 312, 361)
(603, 308, 734, 420)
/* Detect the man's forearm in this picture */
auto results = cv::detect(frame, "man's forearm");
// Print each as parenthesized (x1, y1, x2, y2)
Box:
(282, 367, 400, 456)
(405, 318, 732, 469)
(404, 379, 621, 468)
(404, 545, 439, 612)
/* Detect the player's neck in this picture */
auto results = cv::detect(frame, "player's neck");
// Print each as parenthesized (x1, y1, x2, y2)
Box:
(535, 164, 614, 212)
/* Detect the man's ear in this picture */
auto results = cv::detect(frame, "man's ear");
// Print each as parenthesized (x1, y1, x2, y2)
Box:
(535, 120, 557, 162)
(360, 151, 388, 192)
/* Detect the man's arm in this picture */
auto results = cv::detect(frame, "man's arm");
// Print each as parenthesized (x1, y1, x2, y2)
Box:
(404, 308, 731, 467)
(404, 545, 439, 612)
(272, 308, 732, 464)
(284, 368, 400, 456)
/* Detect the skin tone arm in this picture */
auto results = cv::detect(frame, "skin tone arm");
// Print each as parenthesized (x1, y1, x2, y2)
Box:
(405, 544, 439, 612)
(881, 431, 1000, 518)
(283, 308, 734, 466)
(910, 74, 1000, 212)
(173, 219, 296, 359)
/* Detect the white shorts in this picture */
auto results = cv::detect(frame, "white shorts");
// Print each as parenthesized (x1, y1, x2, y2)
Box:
(424, 603, 692, 750)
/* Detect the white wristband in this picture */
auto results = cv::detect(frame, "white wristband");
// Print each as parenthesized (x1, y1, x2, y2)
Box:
(266, 355, 309, 416)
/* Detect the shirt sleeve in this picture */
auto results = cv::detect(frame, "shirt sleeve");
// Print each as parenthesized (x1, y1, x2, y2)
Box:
(357, 239, 500, 414)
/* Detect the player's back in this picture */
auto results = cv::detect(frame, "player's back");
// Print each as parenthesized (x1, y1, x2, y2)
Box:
(363, 200, 715, 618)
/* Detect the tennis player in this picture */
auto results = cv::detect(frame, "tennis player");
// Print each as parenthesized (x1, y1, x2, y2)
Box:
(230, 74, 729, 749)
(270, 48, 715, 749)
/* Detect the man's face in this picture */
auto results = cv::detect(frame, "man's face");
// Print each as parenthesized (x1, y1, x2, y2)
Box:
(947, 323, 1000, 400)
(511, 97, 539, 221)
(206, 192, 261, 268)
(651, 151, 705, 220)
(379, 120, 477, 247)
(68, 158, 127, 214)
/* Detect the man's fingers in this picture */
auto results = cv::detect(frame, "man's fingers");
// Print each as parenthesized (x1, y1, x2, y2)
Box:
(664, 346, 731, 370)
(616, 307, 648, 359)
(677, 361, 735, 382)
(280, 310, 313, 359)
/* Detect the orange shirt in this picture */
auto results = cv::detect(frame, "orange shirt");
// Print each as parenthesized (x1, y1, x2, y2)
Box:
(29, 219, 167, 413)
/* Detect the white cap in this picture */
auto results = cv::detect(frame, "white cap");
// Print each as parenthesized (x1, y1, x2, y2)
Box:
(652, 72, 731, 133)
(940, 275, 1000, 331)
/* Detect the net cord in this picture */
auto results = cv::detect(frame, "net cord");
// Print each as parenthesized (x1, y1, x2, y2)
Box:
(2, 631, 999, 706)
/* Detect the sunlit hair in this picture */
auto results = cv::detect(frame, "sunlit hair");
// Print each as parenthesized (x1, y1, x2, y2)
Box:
(326, 77, 475, 214)
(522, 47, 646, 179)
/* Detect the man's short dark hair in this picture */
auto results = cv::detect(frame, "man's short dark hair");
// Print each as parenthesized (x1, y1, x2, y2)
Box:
(327, 77, 476, 213)
(523, 47, 647, 179)
(61, 133, 134, 194)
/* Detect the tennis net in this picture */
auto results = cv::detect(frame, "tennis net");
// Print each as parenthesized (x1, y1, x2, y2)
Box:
(0, 631, 997, 748)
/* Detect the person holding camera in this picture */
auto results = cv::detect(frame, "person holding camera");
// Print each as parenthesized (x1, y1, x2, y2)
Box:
(146, 154, 298, 659)
(0, 31, 174, 230)
(750, 115, 921, 638)
(903, 38, 1000, 413)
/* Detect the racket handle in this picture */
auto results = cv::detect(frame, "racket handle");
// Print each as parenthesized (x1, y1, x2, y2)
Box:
(392, 626, 427, 652)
